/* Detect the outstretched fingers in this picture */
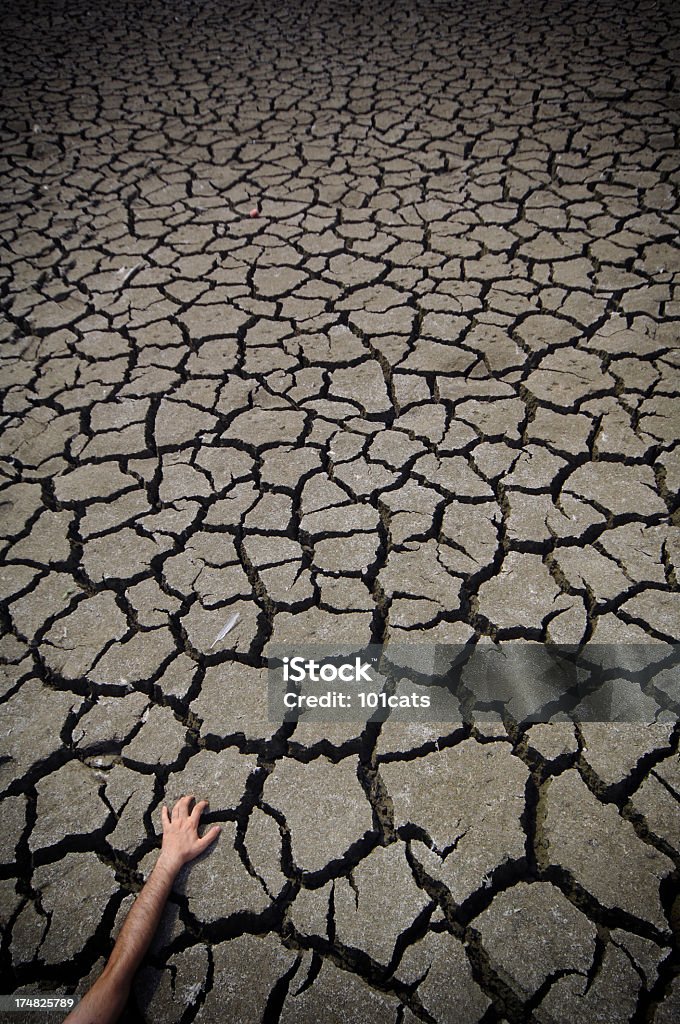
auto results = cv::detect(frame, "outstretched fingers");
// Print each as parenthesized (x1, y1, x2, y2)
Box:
(159, 794, 221, 870)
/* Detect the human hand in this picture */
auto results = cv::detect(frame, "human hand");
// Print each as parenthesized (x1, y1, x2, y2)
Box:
(157, 795, 221, 876)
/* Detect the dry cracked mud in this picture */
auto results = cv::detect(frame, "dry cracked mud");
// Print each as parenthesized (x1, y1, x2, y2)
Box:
(1, 0, 679, 1022)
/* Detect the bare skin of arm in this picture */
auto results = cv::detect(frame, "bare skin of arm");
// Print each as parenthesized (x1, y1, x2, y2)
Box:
(64, 795, 220, 1024)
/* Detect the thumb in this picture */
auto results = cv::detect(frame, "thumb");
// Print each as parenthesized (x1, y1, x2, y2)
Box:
(197, 825, 221, 852)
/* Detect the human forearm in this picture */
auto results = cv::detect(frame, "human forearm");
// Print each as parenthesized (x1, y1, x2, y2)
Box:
(63, 796, 219, 1024)
(104, 854, 178, 981)
(63, 856, 178, 1024)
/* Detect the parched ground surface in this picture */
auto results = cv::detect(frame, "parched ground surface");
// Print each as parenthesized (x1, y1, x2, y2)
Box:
(1, 0, 679, 1021)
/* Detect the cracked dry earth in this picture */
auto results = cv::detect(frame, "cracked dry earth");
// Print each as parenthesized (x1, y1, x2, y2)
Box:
(1, 0, 680, 1021)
